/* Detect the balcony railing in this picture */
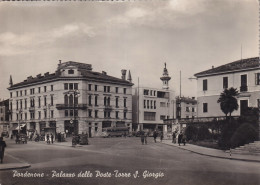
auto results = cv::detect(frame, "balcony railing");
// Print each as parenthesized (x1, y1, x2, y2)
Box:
(240, 86, 248, 92)
(56, 104, 87, 110)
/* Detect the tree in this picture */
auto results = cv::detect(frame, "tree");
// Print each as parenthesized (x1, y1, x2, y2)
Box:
(217, 87, 239, 118)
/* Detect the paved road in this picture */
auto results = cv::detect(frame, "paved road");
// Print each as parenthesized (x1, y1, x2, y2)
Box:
(0, 137, 259, 185)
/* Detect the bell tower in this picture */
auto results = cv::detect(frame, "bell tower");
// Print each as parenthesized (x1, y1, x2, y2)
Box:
(160, 63, 171, 90)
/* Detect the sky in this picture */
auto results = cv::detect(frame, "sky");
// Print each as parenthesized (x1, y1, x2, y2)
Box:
(0, 0, 258, 100)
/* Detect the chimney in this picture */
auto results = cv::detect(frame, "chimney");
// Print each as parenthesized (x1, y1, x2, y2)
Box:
(212, 66, 214, 69)
(102, 71, 107, 75)
(44, 72, 50, 76)
(127, 70, 132, 83)
(27, 76, 33, 81)
(121, 69, 127, 80)
(36, 74, 42, 78)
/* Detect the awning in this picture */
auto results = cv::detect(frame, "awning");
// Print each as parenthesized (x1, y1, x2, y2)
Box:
(19, 124, 26, 128)
(10, 126, 18, 130)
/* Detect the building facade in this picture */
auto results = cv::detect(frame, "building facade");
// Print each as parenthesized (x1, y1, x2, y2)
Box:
(194, 57, 260, 118)
(176, 96, 197, 119)
(132, 64, 175, 132)
(8, 61, 133, 137)
(0, 99, 9, 135)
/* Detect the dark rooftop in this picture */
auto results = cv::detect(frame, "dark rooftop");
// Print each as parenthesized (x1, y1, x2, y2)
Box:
(176, 96, 197, 104)
(194, 57, 259, 77)
(8, 61, 133, 90)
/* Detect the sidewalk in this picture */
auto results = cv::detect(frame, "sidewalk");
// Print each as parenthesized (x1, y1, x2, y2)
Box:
(0, 153, 30, 171)
(162, 140, 260, 163)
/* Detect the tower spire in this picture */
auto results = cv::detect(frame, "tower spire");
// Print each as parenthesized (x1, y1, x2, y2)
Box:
(9, 75, 13, 87)
(127, 70, 132, 83)
(160, 62, 171, 90)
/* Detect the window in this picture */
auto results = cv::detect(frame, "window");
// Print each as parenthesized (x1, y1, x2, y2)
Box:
(44, 86, 47, 92)
(64, 95, 68, 105)
(88, 95, 92, 105)
(38, 97, 41, 107)
(74, 83, 78, 90)
(95, 123, 98, 132)
(116, 97, 119, 107)
(104, 97, 107, 106)
(107, 86, 110, 92)
(186, 107, 189, 112)
(124, 111, 127, 119)
(144, 112, 156, 121)
(144, 100, 146, 108)
(51, 95, 54, 106)
(203, 79, 207, 91)
(154, 101, 156, 109)
(70, 110, 73, 116)
(38, 87, 41, 93)
(150, 100, 153, 109)
(160, 115, 166, 120)
(38, 111, 41, 119)
(223, 77, 228, 89)
(16, 91, 18, 97)
(51, 85, 53, 91)
(147, 100, 149, 109)
(10, 102, 13, 110)
(104, 86, 107, 92)
(69, 83, 73, 90)
(20, 90, 22, 96)
(124, 98, 127, 107)
(65, 110, 68, 117)
(116, 111, 119, 118)
(255, 73, 260, 85)
(203, 103, 208, 113)
(123, 88, 126, 94)
(107, 97, 110, 106)
(88, 110, 92, 117)
(64, 83, 68, 90)
(20, 100, 22, 109)
(68, 69, 74, 74)
(115, 87, 118, 93)
(144, 89, 149, 95)
(95, 85, 98, 91)
(192, 107, 195, 112)
(44, 110, 47, 118)
(88, 84, 92, 91)
(16, 100, 18, 110)
(160, 102, 166, 107)
(10, 92, 12, 98)
(51, 110, 54, 118)
(95, 110, 98, 118)
(25, 113, 27, 120)
(25, 90, 27, 96)
(44, 96, 47, 106)
(95, 96, 98, 106)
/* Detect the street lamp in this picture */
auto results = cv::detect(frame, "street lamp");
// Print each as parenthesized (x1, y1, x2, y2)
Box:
(64, 90, 80, 135)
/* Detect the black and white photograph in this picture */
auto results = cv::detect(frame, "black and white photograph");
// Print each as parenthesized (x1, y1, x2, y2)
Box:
(0, 0, 260, 184)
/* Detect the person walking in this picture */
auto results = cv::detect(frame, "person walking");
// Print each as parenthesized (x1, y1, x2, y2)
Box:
(144, 132, 148, 145)
(172, 131, 176, 144)
(0, 137, 7, 163)
(153, 130, 157, 143)
(50, 133, 54, 144)
(182, 134, 187, 146)
(178, 132, 183, 146)
(160, 132, 163, 142)
(140, 131, 145, 145)
(46, 134, 50, 144)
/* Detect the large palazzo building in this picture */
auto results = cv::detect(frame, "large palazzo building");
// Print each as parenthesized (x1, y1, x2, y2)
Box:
(8, 61, 133, 137)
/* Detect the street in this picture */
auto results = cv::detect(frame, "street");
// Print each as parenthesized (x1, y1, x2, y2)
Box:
(0, 137, 260, 185)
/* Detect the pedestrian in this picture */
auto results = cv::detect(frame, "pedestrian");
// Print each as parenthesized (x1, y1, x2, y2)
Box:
(0, 137, 7, 163)
(46, 134, 50, 144)
(153, 130, 157, 143)
(172, 131, 176, 143)
(178, 132, 183, 146)
(140, 131, 145, 145)
(160, 132, 163, 142)
(182, 134, 186, 146)
(50, 133, 54, 144)
(144, 132, 148, 145)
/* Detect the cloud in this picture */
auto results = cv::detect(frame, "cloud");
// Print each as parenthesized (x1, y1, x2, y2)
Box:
(0, 23, 96, 56)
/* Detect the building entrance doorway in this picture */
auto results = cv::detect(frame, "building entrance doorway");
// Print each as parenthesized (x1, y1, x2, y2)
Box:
(240, 100, 248, 116)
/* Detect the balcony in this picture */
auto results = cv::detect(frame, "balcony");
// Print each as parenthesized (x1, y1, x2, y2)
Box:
(240, 86, 248, 92)
(56, 104, 87, 110)
(29, 107, 35, 112)
(104, 105, 112, 111)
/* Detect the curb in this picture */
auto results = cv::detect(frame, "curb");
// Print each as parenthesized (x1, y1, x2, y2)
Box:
(0, 163, 31, 171)
(162, 141, 260, 163)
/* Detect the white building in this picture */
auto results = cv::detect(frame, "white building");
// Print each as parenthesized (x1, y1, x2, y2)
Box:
(194, 57, 260, 118)
(132, 64, 175, 132)
(8, 61, 133, 137)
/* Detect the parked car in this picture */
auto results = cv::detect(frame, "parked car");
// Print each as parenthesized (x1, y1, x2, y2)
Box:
(1, 131, 9, 138)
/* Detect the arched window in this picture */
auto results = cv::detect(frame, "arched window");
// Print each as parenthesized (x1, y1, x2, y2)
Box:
(64, 95, 68, 105)
(69, 94, 73, 105)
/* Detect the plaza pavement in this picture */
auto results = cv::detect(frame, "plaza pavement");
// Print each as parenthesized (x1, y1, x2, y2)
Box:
(1, 137, 259, 171)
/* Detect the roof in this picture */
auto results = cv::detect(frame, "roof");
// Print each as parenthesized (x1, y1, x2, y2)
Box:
(194, 57, 259, 77)
(8, 61, 133, 90)
(176, 96, 197, 104)
(0, 99, 9, 106)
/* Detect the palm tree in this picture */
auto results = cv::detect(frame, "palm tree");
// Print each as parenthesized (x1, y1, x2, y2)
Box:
(217, 87, 239, 119)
